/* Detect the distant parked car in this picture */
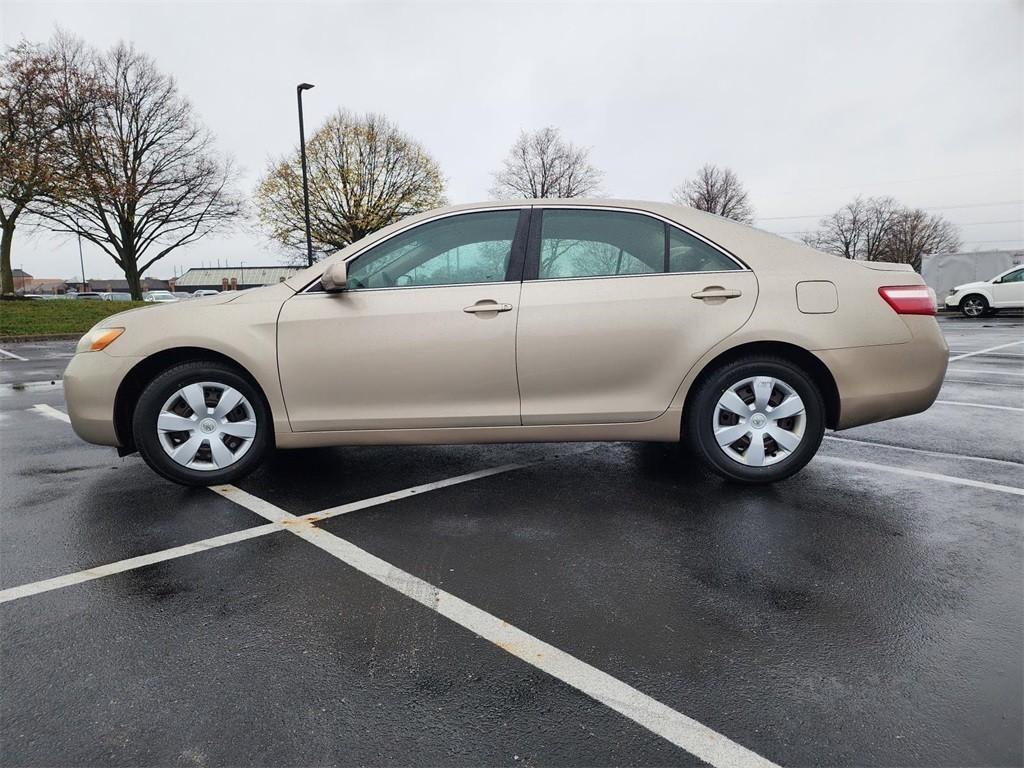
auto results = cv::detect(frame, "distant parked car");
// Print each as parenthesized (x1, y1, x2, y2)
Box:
(22, 294, 45, 300)
(74, 292, 104, 301)
(143, 290, 178, 303)
(173, 291, 192, 300)
(101, 292, 133, 302)
(192, 289, 220, 298)
(945, 265, 1024, 317)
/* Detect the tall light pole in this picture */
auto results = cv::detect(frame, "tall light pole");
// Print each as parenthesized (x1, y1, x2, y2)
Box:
(296, 82, 315, 267)
(77, 232, 86, 291)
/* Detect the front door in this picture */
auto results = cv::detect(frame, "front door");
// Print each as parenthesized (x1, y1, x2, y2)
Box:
(515, 207, 757, 425)
(991, 267, 1024, 308)
(277, 209, 529, 432)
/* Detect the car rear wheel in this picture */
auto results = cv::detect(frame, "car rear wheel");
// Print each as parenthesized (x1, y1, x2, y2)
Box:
(685, 357, 825, 484)
(959, 294, 988, 318)
(133, 361, 270, 487)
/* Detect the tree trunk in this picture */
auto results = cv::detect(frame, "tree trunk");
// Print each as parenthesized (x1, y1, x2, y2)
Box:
(124, 259, 143, 301)
(1, 220, 16, 297)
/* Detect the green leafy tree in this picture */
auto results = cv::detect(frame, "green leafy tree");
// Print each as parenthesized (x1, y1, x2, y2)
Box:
(255, 110, 447, 263)
(0, 33, 98, 296)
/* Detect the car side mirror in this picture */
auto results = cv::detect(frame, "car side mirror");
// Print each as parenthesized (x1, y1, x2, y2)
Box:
(321, 261, 348, 293)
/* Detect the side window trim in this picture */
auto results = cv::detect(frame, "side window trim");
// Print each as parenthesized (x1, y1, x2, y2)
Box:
(522, 206, 748, 282)
(504, 208, 532, 283)
(524, 207, 543, 282)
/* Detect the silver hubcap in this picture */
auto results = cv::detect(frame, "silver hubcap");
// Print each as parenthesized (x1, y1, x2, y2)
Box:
(713, 376, 806, 467)
(157, 382, 257, 471)
(963, 298, 984, 317)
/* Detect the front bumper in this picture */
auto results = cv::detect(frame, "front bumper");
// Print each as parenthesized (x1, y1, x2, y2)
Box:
(814, 315, 948, 430)
(63, 350, 140, 447)
(944, 293, 960, 309)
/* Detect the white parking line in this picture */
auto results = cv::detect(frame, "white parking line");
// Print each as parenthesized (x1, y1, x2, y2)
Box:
(816, 456, 1024, 496)
(934, 400, 1024, 413)
(0, 457, 564, 604)
(948, 352, 1024, 358)
(0, 347, 28, 361)
(30, 404, 71, 423)
(948, 340, 1024, 362)
(0, 525, 280, 603)
(309, 459, 549, 521)
(823, 435, 1024, 468)
(943, 379, 1021, 388)
(944, 368, 1024, 377)
(212, 484, 778, 768)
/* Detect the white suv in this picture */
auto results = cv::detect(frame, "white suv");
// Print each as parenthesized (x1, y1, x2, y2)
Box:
(945, 265, 1024, 317)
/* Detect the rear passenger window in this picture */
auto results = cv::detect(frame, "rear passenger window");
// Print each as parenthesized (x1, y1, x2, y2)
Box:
(538, 210, 664, 279)
(668, 227, 739, 273)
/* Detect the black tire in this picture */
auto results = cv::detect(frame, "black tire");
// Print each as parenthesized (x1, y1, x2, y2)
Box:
(959, 294, 989, 318)
(132, 361, 271, 487)
(685, 356, 825, 484)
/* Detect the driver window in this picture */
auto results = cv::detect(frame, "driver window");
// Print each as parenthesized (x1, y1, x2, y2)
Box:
(999, 268, 1023, 283)
(346, 211, 519, 289)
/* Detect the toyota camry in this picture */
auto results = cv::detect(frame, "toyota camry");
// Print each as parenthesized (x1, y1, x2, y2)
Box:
(64, 200, 948, 486)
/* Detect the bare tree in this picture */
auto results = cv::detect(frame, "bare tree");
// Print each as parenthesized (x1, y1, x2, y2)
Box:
(255, 110, 446, 262)
(804, 195, 960, 271)
(490, 127, 602, 199)
(672, 164, 754, 223)
(35, 42, 241, 299)
(885, 208, 961, 272)
(0, 33, 98, 296)
(802, 197, 868, 260)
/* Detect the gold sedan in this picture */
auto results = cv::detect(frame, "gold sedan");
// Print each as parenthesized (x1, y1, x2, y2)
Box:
(64, 200, 947, 486)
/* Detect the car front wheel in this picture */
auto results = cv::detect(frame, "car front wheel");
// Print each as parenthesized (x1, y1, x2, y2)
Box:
(959, 294, 989, 318)
(685, 357, 825, 484)
(132, 361, 270, 487)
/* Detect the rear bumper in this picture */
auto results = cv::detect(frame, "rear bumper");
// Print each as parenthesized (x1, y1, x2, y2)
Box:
(63, 351, 139, 447)
(815, 316, 948, 430)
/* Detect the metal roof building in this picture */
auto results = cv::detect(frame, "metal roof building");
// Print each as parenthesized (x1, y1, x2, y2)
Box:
(173, 266, 303, 291)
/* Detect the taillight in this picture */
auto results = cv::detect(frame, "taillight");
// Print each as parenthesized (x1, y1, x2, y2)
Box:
(878, 285, 936, 315)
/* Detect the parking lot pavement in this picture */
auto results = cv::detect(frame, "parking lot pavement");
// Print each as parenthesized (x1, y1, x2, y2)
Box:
(0, 339, 74, 386)
(1, 314, 1022, 767)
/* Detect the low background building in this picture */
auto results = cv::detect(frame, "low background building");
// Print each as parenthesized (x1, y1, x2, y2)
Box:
(173, 266, 303, 292)
(12, 269, 33, 292)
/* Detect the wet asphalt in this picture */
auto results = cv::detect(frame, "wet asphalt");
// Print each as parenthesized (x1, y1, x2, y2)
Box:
(1, 314, 1022, 767)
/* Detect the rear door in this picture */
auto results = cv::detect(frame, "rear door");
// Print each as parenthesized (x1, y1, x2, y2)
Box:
(515, 207, 757, 425)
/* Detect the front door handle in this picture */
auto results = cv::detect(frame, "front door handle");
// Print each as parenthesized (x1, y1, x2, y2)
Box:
(463, 301, 513, 314)
(691, 287, 743, 300)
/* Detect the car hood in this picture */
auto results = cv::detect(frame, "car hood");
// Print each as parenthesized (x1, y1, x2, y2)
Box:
(93, 287, 268, 330)
(950, 280, 989, 292)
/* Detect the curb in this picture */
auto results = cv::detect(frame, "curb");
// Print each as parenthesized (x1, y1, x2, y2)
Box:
(0, 333, 81, 343)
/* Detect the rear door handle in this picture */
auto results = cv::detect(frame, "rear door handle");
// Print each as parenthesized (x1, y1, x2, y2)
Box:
(691, 287, 742, 300)
(463, 301, 513, 313)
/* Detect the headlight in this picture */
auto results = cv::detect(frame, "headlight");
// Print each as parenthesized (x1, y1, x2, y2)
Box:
(948, 286, 960, 295)
(76, 327, 124, 353)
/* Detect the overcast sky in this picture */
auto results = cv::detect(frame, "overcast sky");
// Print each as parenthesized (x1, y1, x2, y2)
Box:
(4, 0, 1022, 280)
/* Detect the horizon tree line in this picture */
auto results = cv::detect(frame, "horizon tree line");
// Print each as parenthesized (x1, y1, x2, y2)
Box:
(3, 32, 965, 295)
